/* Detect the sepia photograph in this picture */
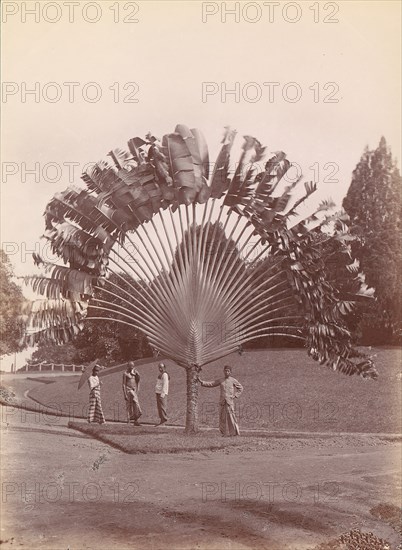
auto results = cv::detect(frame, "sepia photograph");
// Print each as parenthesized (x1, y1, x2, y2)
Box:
(1, 1, 401, 549)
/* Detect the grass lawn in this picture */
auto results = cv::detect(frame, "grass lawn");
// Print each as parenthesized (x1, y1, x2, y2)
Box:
(68, 421, 398, 454)
(26, 376, 60, 384)
(68, 421, 257, 453)
(25, 348, 402, 434)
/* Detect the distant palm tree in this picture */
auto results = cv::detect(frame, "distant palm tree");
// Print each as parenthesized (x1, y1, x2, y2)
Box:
(23, 125, 377, 432)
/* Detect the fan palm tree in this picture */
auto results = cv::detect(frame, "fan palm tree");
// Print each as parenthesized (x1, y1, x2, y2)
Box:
(22, 124, 377, 432)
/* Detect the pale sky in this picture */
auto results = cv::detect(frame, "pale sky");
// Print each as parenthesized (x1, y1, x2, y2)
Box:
(1, 0, 401, 368)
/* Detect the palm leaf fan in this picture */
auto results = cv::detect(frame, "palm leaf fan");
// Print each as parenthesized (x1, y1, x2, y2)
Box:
(21, 124, 377, 430)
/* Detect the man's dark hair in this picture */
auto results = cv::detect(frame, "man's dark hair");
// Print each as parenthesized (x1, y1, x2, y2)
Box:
(92, 365, 101, 375)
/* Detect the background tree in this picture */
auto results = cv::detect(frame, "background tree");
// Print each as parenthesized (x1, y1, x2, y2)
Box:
(73, 272, 152, 363)
(29, 342, 76, 365)
(30, 272, 152, 365)
(343, 137, 402, 343)
(0, 249, 25, 356)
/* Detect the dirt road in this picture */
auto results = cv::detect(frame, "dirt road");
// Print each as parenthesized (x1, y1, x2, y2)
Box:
(1, 405, 400, 549)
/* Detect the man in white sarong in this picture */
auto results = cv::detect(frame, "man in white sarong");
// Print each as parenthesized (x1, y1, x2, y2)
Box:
(197, 366, 243, 436)
(154, 362, 169, 426)
(122, 361, 142, 426)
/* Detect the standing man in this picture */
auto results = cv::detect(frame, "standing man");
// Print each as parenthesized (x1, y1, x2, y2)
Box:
(155, 362, 169, 426)
(122, 361, 142, 426)
(87, 364, 106, 424)
(197, 365, 243, 436)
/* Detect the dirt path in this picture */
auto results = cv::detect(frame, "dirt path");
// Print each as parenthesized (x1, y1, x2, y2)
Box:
(1, 405, 400, 550)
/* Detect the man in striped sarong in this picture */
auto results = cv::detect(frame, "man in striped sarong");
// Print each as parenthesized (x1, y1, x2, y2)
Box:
(87, 364, 106, 424)
(197, 365, 243, 436)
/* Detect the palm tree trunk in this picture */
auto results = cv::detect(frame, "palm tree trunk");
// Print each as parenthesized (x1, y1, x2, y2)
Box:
(185, 365, 199, 433)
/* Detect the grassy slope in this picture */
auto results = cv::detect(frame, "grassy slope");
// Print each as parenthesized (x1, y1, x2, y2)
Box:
(68, 421, 398, 454)
(27, 348, 401, 433)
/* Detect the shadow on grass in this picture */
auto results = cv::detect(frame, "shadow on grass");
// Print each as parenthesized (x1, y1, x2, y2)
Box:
(68, 421, 401, 455)
(68, 421, 253, 454)
(26, 377, 57, 384)
(6, 424, 89, 439)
